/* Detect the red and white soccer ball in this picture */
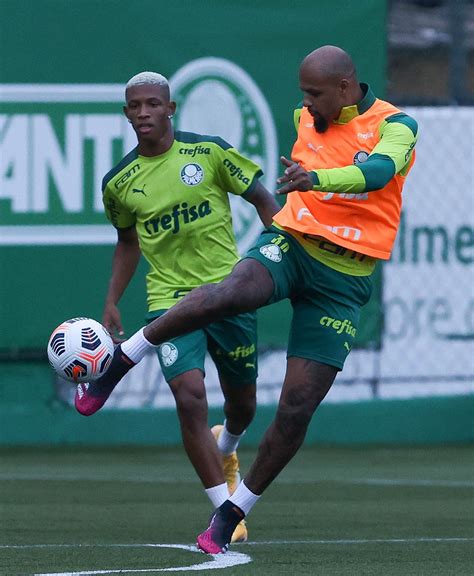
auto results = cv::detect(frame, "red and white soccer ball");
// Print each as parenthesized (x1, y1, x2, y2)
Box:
(47, 318, 114, 383)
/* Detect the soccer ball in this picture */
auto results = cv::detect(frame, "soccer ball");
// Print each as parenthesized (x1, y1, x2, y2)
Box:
(47, 318, 114, 383)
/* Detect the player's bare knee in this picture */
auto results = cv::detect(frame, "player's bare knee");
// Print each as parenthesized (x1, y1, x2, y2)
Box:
(173, 383, 206, 419)
(205, 262, 271, 316)
(275, 402, 313, 439)
(196, 283, 238, 317)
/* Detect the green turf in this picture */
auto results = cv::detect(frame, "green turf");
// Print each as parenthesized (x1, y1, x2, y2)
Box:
(0, 445, 473, 575)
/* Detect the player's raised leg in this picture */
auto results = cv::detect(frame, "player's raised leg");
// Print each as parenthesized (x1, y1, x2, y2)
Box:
(75, 259, 273, 415)
(75, 345, 135, 416)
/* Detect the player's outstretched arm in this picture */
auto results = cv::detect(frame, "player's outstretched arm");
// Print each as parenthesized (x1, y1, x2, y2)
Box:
(103, 226, 141, 341)
(277, 117, 417, 197)
(244, 180, 281, 227)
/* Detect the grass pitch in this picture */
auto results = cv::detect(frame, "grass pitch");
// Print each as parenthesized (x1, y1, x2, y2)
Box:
(0, 445, 472, 575)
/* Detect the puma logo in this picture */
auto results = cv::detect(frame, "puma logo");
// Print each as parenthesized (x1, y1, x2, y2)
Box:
(307, 143, 324, 153)
(132, 185, 147, 195)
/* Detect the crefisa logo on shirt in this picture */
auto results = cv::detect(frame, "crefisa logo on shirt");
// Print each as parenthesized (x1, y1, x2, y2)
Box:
(180, 163, 204, 186)
(353, 150, 369, 164)
(170, 58, 278, 254)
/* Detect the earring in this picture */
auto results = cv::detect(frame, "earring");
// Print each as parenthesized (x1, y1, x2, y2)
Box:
(168, 115, 173, 119)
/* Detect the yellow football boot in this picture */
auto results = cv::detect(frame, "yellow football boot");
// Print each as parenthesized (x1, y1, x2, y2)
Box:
(211, 424, 248, 543)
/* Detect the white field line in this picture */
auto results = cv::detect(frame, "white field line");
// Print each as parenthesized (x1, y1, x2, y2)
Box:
(351, 478, 474, 487)
(2, 537, 472, 550)
(0, 472, 472, 488)
(239, 537, 474, 546)
(26, 544, 250, 574)
(3, 539, 472, 575)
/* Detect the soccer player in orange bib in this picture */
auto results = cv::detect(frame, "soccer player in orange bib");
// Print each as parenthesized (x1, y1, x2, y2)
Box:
(77, 46, 418, 553)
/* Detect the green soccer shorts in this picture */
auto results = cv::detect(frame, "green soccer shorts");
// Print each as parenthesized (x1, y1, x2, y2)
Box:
(245, 226, 374, 369)
(146, 310, 258, 384)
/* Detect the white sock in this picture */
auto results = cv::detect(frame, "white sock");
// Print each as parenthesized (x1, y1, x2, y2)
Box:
(205, 482, 230, 508)
(229, 481, 260, 516)
(217, 420, 245, 456)
(121, 327, 155, 363)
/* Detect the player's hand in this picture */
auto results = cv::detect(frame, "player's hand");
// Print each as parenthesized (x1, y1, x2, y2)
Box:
(276, 156, 314, 195)
(102, 303, 125, 343)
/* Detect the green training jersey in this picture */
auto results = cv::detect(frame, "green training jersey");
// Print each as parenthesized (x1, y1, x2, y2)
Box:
(102, 131, 263, 311)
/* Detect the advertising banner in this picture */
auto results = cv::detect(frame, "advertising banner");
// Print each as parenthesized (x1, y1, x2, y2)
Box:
(381, 107, 473, 389)
(0, 0, 386, 351)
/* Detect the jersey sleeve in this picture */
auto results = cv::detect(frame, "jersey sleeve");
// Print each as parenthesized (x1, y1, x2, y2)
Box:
(215, 145, 264, 198)
(102, 184, 136, 229)
(310, 113, 418, 194)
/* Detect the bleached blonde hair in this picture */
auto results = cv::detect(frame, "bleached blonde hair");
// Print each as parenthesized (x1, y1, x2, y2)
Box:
(126, 71, 169, 90)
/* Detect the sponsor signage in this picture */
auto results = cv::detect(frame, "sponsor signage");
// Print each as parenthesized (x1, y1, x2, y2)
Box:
(382, 107, 473, 383)
(0, 58, 277, 253)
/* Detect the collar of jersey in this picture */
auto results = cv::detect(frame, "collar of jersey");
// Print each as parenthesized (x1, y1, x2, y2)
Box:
(137, 139, 178, 160)
(334, 83, 375, 125)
